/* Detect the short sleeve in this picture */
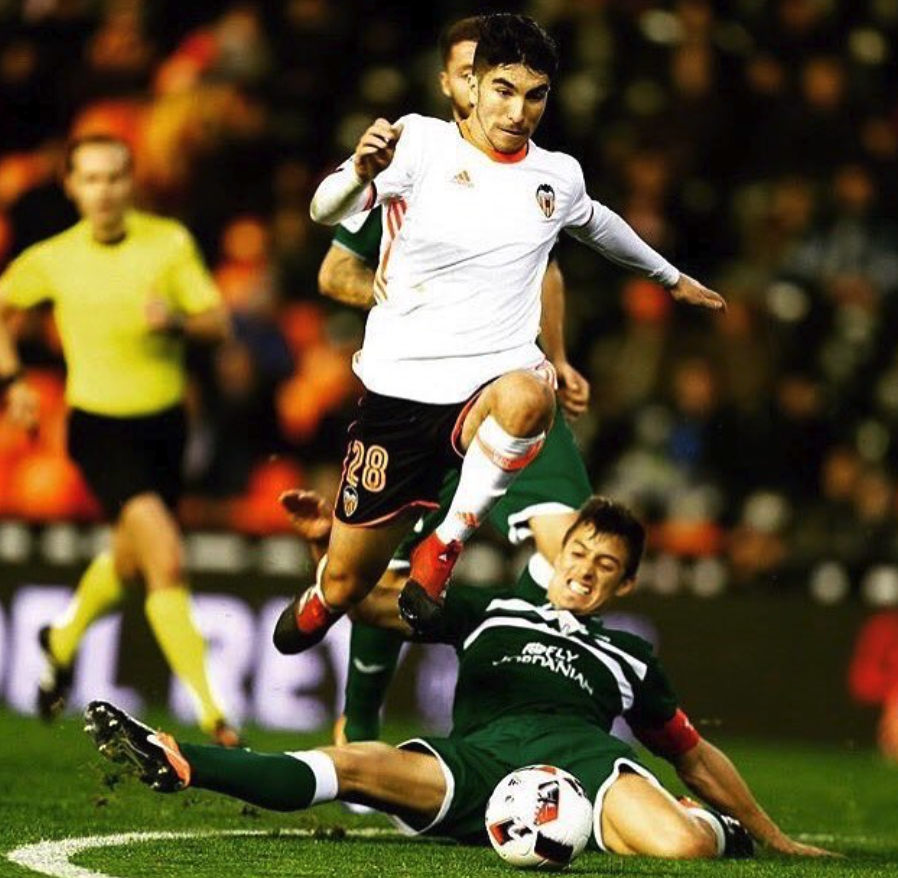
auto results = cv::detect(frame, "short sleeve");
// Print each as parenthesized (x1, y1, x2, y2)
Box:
(333, 209, 383, 266)
(563, 159, 594, 229)
(165, 227, 222, 315)
(0, 246, 54, 308)
(372, 114, 423, 204)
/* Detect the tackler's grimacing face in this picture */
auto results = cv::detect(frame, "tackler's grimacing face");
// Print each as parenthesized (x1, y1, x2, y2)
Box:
(546, 525, 635, 616)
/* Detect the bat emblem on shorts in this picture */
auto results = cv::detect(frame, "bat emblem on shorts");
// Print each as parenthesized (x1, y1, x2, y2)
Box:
(342, 485, 359, 517)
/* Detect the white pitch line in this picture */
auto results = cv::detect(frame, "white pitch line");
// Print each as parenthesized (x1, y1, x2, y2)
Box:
(6, 827, 400, 878)
(797, 833, 881, 845)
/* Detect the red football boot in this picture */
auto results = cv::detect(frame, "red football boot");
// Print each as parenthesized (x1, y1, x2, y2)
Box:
(273, 585, 343, 654)
(407, 533, 464, 602)
(399, 534, 463, 632)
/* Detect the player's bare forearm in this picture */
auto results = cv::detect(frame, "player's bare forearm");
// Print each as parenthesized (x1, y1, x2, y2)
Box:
(351, 582, 411, 635)
(674, 740, 834, 856)
(675, 741, 772, 838)
(147, 298, 232, 343)
(319, 247, 375, 309)
(539, 260, 566, 366)
(538, 262, 590, 418)
(181, 305, 232, 342)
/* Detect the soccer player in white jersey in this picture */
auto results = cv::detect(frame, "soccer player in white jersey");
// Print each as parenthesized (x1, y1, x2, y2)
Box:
(311, 16, 594, 746)
(278, 13, 725, 653)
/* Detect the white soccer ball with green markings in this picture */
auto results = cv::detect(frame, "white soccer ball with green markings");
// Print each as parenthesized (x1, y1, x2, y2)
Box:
(485, 765, 593, 869)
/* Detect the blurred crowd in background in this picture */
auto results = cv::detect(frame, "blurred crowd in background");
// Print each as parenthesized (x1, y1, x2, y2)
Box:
(1, 0, 898, 602)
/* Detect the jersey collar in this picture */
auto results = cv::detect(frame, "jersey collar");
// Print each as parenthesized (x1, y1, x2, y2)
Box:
(458, 121, 529, 164)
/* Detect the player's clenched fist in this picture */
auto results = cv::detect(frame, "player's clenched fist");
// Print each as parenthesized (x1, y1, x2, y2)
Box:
(353, 119, 403, 182)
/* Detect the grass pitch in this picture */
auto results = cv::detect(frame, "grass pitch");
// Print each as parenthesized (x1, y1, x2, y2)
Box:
(1, 708, 896, 877)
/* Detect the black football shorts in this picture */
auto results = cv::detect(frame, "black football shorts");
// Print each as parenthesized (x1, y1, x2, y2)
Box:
(333, 389, 479, 526)
(67, 405, 186, 518)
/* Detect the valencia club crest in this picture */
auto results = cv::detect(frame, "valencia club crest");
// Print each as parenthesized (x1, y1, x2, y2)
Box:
(342, 485, 359, 517)
(536, 183, 555, 218)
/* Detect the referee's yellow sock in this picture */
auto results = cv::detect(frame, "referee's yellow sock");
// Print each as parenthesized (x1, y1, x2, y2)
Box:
(144, 586, 224, 733)
(50, 552, 126, 668)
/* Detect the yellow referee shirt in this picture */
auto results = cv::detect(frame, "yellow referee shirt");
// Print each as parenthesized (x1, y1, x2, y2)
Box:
(0, 211, 221, 417)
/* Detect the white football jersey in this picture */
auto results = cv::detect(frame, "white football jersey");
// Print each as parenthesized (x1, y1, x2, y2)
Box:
(349, 113, 595, 404)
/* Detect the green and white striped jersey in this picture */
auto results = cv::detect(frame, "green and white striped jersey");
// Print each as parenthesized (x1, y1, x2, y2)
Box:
(427, 579, 679, 738)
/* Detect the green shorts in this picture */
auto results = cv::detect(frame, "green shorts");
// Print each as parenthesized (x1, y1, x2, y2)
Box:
(391, 715, 661, 850)
(390, 415, 590, 566)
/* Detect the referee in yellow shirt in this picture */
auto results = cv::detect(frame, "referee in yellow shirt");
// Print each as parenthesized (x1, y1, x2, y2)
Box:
(0, 134, 239, 745)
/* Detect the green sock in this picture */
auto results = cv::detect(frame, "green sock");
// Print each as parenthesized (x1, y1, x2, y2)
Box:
(343, 622, 404, 741)
(179, 744, 338, 812)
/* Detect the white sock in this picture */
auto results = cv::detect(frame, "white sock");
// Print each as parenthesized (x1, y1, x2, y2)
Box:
(284, 750, 340, 805)
(314, 554, 336, 611)
(688, 808, 726, 857)
(435, 416, 545, 544)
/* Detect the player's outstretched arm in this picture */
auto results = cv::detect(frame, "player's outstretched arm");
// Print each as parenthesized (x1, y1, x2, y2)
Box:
(319, 246, 376, 309)
(350, 582, 411, 635)
(565, 201, 726, 313)
(673, 739, 837, 857)
(310, 119, 402, 226)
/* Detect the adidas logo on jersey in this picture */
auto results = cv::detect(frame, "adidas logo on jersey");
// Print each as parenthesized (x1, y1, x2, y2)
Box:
(452, 170, 473, 187)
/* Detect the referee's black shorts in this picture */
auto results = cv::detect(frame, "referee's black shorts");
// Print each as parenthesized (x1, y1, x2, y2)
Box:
(67, 405, 186, 519)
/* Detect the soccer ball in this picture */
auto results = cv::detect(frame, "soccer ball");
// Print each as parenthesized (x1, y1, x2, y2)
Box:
(485, 765, 593, 869)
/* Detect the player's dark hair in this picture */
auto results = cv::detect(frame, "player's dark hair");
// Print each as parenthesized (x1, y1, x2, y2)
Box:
(64, 134, 133, 175)
(565, 496, 646, 580)
(438, 16, 483, 66)
(472, 13, 558, 80)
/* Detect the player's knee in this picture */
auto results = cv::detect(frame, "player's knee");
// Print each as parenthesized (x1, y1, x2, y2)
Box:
(492, 373, 555, 435)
